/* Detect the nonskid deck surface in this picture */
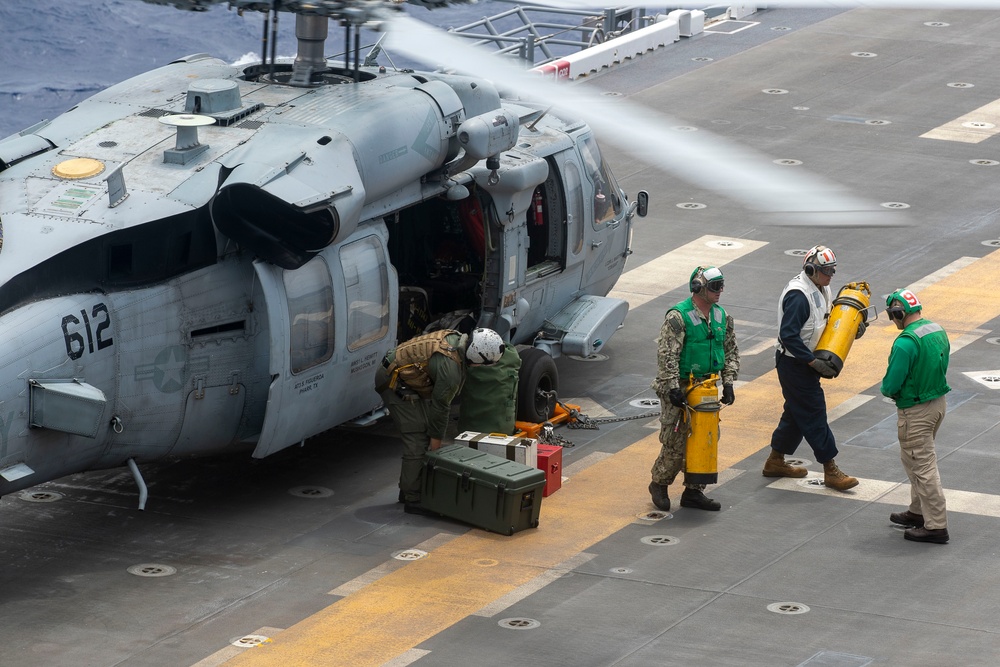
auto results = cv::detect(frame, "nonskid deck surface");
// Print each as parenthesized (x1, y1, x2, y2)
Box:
(4, 7, 1000, 667)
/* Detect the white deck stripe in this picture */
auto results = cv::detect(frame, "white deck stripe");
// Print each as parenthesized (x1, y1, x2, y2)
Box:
(472, 552, 598, 617)
(189, 627, 285, 667)
(904, 257, 979, 292)
(828, 394, 875, 423)
(921, 100, 1000, 143)
(380, 649, 432, 667)
(768, 475, 1000, 519)
(610, 235, 767, 309)
(330, 533, 459, 596)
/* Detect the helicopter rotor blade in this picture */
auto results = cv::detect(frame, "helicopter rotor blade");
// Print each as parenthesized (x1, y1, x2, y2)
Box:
(383, 13, 903, 227)
(510, 0, 1000, 9)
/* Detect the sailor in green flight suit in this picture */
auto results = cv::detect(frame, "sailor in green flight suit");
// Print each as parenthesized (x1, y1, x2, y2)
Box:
(375, 327, 505, 514)
(881, 289, 951, 544)
(649, 266, 740, 512)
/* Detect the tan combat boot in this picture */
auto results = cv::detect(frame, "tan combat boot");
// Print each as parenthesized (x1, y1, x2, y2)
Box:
(762, 449, 807, 478)
(823, 459, 859, 491)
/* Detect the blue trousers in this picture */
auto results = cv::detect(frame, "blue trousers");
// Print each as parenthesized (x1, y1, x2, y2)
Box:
(769, 352, 838, 464)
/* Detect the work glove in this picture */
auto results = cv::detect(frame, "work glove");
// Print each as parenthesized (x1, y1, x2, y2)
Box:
(668, 387, 686, 408)
(721, 383, 735, 405)
(855, 321, 867, 339)
(809, 358, 838, 379)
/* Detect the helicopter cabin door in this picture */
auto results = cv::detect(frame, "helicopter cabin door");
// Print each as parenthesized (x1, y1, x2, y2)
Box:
(250, 233, 395, 459)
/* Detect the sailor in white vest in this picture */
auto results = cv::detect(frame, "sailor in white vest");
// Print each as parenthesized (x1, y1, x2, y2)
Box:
(762, 245, 859, 491)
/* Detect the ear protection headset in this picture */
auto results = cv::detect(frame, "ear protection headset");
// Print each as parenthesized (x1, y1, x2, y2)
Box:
(689, 266, 723, 294)
(690, 267, 707, 293)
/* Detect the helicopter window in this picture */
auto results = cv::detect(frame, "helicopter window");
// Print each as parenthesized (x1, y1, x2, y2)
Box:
(341, 236, 390, 351)
(563, 160, 585, 255)
(578, 135, 622, 228)
(525, 163, 567, 282)
(283, 258, 334, 374)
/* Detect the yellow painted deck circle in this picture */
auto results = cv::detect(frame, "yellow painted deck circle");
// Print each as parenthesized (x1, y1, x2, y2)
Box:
(52, 157, 105, 180)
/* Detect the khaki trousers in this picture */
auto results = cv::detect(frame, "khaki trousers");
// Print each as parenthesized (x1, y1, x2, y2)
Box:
(897, 395, 948, 530)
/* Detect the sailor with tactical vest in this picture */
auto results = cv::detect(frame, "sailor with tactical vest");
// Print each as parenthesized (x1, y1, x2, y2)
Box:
(649, 266, 739, 513)
(881, 289, 951, 544)
(375, 328, 505, 515)
(763, 245, 861, 491)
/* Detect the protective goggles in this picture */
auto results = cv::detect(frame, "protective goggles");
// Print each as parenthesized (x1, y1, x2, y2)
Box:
(705, 279, 725, 293)
(817, 265, 836, 277)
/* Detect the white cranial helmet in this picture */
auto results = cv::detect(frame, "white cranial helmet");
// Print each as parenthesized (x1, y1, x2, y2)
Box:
(803, 244, 837, 277)
(467, 328, 505, 365)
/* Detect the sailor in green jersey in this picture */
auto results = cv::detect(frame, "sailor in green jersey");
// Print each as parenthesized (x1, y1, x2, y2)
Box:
(881, 289, 951, 544)
(649, 266, 739, 513)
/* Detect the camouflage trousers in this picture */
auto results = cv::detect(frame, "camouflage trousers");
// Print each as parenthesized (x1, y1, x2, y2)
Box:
(651, 397, 705, 491)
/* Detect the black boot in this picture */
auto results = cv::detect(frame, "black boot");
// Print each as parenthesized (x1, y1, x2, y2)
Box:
(889, 510, 924, 528)
(648, 481, 670, 511)
(680, 488, 721, 511)
(904, 526, 949, 544)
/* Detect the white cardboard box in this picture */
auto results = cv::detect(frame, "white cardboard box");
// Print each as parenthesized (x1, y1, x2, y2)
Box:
(455, 431, 538, 468)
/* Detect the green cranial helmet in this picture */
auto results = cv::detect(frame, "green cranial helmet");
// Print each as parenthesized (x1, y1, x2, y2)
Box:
(886, 289, 922, 315)
(689, 266, 724, 294)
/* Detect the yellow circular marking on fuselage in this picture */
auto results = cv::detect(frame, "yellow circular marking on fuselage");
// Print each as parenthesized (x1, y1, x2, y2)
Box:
(52, 157, 105, 180)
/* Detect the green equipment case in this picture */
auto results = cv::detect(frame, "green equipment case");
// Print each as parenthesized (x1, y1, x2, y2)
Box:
(420, 444, 545, 535)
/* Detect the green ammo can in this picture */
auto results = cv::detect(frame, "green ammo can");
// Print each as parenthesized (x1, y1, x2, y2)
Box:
(420, 444, 545, 535)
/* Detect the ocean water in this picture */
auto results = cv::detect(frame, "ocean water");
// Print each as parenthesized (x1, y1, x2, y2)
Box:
(0, 0, 530, 139)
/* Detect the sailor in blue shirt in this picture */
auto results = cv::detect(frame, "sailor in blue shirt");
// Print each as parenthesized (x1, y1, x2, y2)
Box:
(763, 245, 860, 491)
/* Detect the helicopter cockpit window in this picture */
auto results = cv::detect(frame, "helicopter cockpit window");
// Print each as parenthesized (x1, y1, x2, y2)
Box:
(578, 134, 623, 228)
(563, 160, 585, 255)
(283, 257, 334, 374)
(341, 236, 390, 351)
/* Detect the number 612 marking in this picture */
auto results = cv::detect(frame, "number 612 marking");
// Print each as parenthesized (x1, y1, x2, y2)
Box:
(62, 303, 114, 360)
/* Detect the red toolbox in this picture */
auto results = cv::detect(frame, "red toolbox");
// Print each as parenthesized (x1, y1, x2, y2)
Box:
(536, 444, 563, 497)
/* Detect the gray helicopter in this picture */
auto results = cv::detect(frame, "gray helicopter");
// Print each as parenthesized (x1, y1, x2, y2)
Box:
(0, 1, 653, 504)
(0, 0, 938, 506)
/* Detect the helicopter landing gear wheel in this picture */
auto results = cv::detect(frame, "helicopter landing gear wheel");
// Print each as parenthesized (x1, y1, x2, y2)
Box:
(516, 347, 559, 423)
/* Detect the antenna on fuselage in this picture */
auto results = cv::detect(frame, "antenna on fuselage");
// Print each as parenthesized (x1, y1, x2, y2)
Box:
(159, 114, 215, 165)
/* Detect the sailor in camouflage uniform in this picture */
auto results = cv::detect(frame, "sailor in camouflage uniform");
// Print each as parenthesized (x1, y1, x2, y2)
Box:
(649, 266, 739, 512)
(375, 328, 505, 514)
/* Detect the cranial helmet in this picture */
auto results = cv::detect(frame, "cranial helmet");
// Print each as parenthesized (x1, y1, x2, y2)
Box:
(803, 245, 837, 277)
(886, 289, 922, 316)
(689, 265, 724, 294)
(466, 328, 505, 365)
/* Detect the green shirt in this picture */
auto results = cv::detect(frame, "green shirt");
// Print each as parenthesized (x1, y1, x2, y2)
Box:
(880, 318, 950, 409)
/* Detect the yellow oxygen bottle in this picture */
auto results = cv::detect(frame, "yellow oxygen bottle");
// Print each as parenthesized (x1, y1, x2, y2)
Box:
(814, 281, 871, 377)
(683, 374, 721, 485)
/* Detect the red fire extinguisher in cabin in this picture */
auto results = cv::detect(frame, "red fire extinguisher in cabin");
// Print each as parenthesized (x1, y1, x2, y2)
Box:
(533, 190, 544, 226)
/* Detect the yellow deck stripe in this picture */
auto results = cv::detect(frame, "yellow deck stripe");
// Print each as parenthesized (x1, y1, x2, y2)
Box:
(920, 97, 1000, 143)
(226, 249, 1000, 667)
